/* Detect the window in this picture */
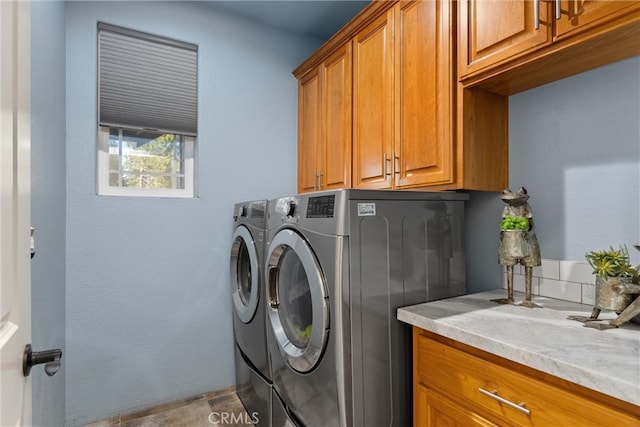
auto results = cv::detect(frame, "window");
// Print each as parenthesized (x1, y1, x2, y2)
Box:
(98, 127, 194, 197)
(97, 23, 197, 197)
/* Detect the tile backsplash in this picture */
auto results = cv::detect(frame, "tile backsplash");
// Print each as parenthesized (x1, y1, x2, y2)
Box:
(503, 259, 596, 305)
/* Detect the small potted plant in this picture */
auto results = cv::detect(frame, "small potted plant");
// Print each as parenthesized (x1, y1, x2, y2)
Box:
(584, 245, 638, 312)
(499, 215, 529, 258)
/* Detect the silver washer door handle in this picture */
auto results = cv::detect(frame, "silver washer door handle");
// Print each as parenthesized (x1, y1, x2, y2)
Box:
(478, 388, 531, 415)
(268, 266, 279, 309)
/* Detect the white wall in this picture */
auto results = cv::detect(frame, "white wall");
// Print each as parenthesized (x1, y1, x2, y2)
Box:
(63, 2, 321, 424)
(466, 56, 640, 292)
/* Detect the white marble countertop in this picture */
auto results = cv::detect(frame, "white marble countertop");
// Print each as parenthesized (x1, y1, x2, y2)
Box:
(397, 290, 640, 406)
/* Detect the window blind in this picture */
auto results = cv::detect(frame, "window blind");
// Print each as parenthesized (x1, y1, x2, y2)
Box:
(98, 23, 198, 136)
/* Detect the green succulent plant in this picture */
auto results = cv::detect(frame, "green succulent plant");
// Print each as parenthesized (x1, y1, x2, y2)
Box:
(500, 215, 529, 231)
(584, 245, 638, 278)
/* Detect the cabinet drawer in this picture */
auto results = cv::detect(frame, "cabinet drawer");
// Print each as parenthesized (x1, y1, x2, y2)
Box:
(416, 383, 500, 427)
(415, 333, 639, 427)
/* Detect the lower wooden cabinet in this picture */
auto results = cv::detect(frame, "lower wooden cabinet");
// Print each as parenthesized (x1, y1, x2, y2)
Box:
(415, 383, 498, 427)
(413, 328, 640, 427)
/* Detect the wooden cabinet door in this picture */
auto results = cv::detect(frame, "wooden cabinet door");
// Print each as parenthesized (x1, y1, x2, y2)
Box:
(353, 10, 394, 189)
(395, 0, 454, 188)
(321, 42, 352, 190)
(297, 68, 321, 193)
(415, 328, 640, 427)
(415, 384, 499, 427)
(555, 1, 639, 40)
(459, 0, 553, 78)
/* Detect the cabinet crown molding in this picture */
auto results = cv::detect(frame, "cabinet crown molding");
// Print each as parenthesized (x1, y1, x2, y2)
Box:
(293, 0, 397, 78)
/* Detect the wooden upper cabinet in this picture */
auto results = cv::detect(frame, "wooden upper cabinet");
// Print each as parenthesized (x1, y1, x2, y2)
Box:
(297, 68, 321, 193)
(352, 9, 395, 190)
(395, 0, 454, 188)
(297, 44, 352, 193)
(296, 0, 508, 193)
(295, 0, 636, 193)
(321, 43, 352, 191)
(459, 0, 639, 86)
(555, 1, 640, 39)
(459, 0, 553, 79)
(353, 1, 455, 190)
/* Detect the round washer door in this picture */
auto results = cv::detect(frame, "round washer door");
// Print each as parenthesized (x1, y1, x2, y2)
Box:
(266, 228, 329, 373)
(230, 225, 260, 324)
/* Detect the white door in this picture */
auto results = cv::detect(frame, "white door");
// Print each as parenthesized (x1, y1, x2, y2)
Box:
(0, 0, 32, 425)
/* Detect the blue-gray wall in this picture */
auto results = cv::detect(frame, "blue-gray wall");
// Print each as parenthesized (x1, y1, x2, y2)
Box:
(63, 1, 321, 425)
(467, 56, 640, 292)
(31, 1, 66, 426)
(510, 56, 639, 261)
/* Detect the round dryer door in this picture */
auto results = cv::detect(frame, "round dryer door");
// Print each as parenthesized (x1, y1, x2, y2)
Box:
(266, 228, 329, 373)
(230, 225, 260, 323)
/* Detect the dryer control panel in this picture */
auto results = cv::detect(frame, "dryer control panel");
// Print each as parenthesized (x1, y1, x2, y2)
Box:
(306, 195, 335, 218)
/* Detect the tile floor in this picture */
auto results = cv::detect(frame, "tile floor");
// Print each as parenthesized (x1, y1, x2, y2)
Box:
(84, 387, 253, 427)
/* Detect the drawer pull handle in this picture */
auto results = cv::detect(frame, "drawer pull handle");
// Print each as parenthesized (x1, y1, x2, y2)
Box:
(478, 388, 531, 416)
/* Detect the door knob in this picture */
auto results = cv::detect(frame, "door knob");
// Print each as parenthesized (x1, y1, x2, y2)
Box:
(23, 344, 62, 377)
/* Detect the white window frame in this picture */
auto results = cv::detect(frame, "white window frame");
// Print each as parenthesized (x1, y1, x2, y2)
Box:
(97, 127, 195, 198)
